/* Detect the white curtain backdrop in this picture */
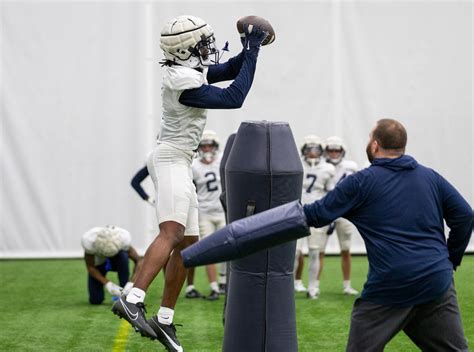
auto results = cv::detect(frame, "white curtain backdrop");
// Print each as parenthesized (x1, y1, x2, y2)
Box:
(1, 1, 472, 257)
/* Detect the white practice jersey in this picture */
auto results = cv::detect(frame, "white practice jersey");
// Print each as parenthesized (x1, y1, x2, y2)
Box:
(81, 226, 131, 265)
(192, 155, 224, 216)
(159, 65, 208, 152)
(327, 159, 358, 191)
(301, 158, 335, 204)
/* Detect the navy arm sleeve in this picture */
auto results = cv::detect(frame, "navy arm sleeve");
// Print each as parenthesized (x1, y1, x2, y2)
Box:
(303, 174, 363, 228)
(438, 174, 473, 268)
(131, 165, 150, 201)
(207, 51, 245, 84)
(178, 52, 257, 109)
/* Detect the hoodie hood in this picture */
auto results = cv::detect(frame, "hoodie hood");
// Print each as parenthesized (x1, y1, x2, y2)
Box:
(371, 155, 418, 171)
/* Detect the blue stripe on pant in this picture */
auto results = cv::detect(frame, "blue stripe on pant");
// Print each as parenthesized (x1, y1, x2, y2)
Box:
(88, 250, 130, 304)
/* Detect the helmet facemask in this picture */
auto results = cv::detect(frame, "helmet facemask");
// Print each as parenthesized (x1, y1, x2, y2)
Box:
(192, 34, 219, 66)
(325, 146, 345, 165)
(303, 144, 323, 167)
(198, 140, 218, 163)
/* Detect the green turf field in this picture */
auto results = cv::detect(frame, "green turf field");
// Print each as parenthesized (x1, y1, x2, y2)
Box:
(0, 255, 472, 351)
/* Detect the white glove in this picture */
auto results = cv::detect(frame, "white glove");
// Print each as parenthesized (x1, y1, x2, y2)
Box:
(122, 281, 134, 295)
(105, 281, 122, 297)
(147, 197, 156, 207)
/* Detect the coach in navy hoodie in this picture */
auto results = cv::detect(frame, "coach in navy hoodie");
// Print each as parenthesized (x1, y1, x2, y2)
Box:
(304, 119, 472, 351)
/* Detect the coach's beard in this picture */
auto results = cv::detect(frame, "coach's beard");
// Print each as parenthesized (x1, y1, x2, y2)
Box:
(366, 142, 374, 163)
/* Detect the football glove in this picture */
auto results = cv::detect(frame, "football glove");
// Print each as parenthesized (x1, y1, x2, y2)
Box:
(241, 24, 269, 51)
(326, 222, 336, 235)
(105, 281, 122, 297)
(122, 281, 134, 295)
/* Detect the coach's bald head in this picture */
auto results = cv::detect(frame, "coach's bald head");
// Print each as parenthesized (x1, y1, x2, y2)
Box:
(366, 119, 407, 163)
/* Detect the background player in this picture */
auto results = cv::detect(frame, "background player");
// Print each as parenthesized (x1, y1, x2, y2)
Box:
(316, 136, 359, 295)
(113, 15, 268, 352)
(190, 130, 227, 300)
(295, 135, 335, 299)
(81, 225, 142, 304)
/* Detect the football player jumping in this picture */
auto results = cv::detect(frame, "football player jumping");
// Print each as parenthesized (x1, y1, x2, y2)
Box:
(112, 15, 268, 352)
(295, 136, 335, 299)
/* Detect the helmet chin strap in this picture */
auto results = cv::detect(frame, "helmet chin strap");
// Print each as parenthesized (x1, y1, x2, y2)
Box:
(201, 152, 215, 163)
(306, 157, 320, 167)
(328, 157, 343, 165)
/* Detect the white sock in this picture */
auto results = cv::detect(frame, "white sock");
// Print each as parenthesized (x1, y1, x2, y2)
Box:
(343, 280, 351, 289)
(158, 306, 174, 325)
(210, 281, 219, 292)
(295, 279, 303, 286)
(126, 287, 146, 304)
(185, 285, 195, 293)
(308, 249, 320, 291)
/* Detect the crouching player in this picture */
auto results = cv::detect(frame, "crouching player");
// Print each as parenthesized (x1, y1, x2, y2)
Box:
(81, 225, 142, 304)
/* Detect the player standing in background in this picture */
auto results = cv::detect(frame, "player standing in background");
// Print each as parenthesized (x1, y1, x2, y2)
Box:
(294, 135, 335, 299)
(112, 15, 268, 352)
(81, 226, 142, 304)
(316, 136, 359, 295)
(189, 130, 227, 301)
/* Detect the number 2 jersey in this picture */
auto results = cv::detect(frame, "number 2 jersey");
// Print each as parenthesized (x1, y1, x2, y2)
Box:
(192, 156, 224, 216)
(301, 158, 336, 205)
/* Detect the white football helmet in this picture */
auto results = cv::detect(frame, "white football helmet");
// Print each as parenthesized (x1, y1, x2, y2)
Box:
(325, 136, 346, 164)
(198, 130, 219, 162)
(301, 135, 324, 166)
(93, 226, 123, 257)
(160, 15, 219, 69)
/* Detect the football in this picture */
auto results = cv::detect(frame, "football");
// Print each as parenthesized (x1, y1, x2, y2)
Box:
(236, 15, 275, 46)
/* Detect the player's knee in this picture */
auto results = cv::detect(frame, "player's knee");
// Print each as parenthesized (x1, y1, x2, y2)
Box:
(159, 222, 186, 247)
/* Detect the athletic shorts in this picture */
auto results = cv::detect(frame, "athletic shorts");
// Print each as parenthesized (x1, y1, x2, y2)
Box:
(198, 212, 225, 239)
(307, 226, 329, 250)
(147, 143, 198, 236)
(317, 217, 357, 252)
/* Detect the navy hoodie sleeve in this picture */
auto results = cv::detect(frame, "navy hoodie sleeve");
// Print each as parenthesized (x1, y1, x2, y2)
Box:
(131, 165, 150, 201)
(303, 174, 364, 227)
(206, 51, 245, 84)
(178, 51, 257, 109)
(437, 173, 473, 268)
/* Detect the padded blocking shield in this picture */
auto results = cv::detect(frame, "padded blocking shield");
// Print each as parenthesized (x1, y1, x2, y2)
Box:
(223, 121, 302, 352)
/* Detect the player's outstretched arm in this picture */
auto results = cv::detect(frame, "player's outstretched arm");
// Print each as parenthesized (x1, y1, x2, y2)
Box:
(207, 50, 245, 84)
(179, 25, 267, 110)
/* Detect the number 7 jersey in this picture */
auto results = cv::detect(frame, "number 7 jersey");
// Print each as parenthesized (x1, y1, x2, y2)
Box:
(301, 158, 336, 204)
(191, 155, 224, 215)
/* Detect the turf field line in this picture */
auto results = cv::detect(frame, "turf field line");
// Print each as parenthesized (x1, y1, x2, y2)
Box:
(112, 320, 130, 352)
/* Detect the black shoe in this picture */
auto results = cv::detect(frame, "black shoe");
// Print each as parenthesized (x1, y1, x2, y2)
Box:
(204, 290, 219, 301)
(185, 288, 201, 299)
(218, 283, 226, 295)
(147, 315, 183, 352)
(112, 297, 157, 339)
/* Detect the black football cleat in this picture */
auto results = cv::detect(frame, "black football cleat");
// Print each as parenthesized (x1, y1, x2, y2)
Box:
(184, 288, 201, 299)
(204, 290, 219, 301)
(147, 315, 183, 352)
(218, 283, 226, 295)
(112, 297, 157, 339)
